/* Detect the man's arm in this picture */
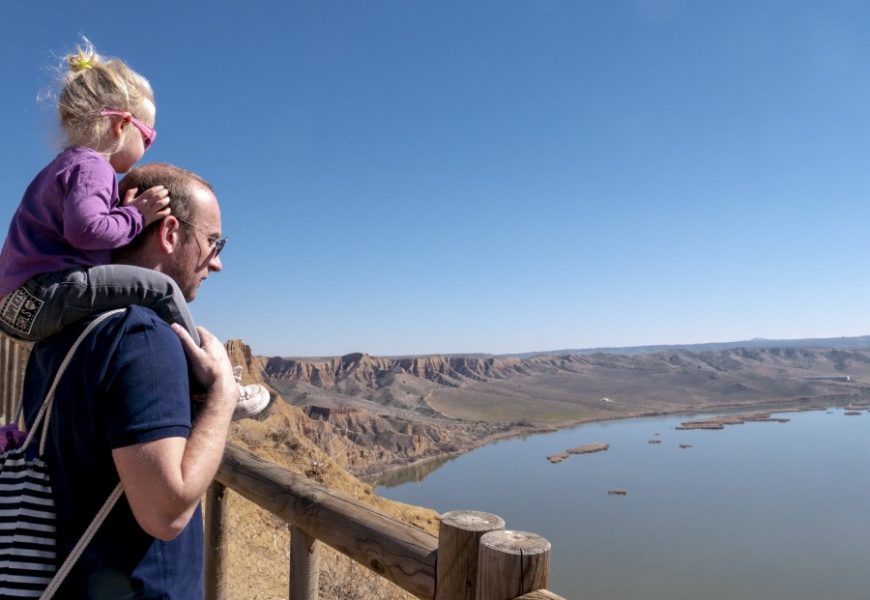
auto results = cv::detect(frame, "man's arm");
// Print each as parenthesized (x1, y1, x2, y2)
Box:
(112, 325, 235, 541)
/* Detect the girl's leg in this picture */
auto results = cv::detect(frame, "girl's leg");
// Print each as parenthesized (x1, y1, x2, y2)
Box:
(0, 266, 200, 345)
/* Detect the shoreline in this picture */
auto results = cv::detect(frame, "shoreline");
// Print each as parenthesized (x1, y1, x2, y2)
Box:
(363, 395, 861, 486)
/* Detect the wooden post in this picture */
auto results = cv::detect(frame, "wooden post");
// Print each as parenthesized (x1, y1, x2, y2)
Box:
(1, 337, 10, 421)
(436, 510, 505, 600)
(0, 336, 28, 423)
(290, 525, 320, 600)
(475, 530, 551, 600)
(511, 591, 567, 600)
(204, 482, 230, 600)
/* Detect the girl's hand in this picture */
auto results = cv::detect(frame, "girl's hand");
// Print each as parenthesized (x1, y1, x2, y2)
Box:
(124, 185, 171, 226)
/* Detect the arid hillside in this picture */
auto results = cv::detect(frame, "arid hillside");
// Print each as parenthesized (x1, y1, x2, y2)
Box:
(224, 340, 439, 599)
(263, 346, 869, 427)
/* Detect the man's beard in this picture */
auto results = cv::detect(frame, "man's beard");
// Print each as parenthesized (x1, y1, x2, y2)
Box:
(163, 239, 202, 302)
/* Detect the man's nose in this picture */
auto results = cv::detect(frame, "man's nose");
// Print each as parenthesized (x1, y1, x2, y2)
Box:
(209, 253, 222, 272)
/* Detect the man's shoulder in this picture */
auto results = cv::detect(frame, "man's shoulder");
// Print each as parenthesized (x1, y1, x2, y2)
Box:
(32, 306, 180, 364)
(95, 306, 184, 358)
(24, 308, 189, 437)
(117, 305, 178, 331)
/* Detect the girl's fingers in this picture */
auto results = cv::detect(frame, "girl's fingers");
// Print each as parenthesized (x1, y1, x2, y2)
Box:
(135, 186, 168, 203)
(122, 187, 138, 205)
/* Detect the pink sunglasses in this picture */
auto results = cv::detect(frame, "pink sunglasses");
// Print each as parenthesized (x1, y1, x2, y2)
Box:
(99, 109, 157, 150)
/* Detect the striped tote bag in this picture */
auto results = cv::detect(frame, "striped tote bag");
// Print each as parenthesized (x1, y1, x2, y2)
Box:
(0, 441, 56, 596)
(0, 310, 124, 599)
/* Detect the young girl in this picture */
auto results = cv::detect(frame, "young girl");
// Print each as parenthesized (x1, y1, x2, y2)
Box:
(0, 41, 269, 418)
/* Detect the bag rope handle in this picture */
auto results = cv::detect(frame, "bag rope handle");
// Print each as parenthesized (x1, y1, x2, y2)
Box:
(21, 309, 126, 454)
(40, 482, 124, 599)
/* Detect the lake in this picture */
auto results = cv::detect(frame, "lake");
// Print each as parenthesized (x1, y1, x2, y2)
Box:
(375, 407, 870, 599)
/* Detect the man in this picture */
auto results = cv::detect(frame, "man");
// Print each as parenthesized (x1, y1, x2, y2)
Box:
(21, 163, 237, 598)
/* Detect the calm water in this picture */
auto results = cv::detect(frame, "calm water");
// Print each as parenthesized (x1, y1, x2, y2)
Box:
(376, 408, 870, 600)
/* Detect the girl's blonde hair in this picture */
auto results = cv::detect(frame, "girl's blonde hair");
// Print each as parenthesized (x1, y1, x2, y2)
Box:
(58, 39, 154, 154)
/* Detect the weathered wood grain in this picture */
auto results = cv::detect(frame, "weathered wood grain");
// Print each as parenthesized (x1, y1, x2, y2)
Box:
(290, 525, 320, 600)
(436, 510, 505, 600)
(476, 530, 551, 600)
(205, 481, 230, 600)
(0, 335, 28, 422)
(511, 590, 567, 600)
(216, 443, 438, 599)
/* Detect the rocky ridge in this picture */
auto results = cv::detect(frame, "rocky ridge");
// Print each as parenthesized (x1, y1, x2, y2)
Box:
(264, 346, 870, 392)
(263, 347, 870, 427)
(265, 353, 532, 390)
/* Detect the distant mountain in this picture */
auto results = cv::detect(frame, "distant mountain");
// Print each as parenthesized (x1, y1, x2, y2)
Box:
(512, 334, 870, 358)
(262, 345, 870, 426)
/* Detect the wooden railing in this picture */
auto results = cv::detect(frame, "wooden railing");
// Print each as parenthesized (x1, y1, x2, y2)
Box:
(210, 444, 567, 600)
(0, 339, 566, 600)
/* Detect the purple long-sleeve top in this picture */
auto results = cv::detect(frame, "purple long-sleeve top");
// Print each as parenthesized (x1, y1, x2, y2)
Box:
(0, 147, 143, 296)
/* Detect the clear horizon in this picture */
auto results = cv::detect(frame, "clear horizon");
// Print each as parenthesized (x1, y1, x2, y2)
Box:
(265, 330, 870, 360)
(3, 2, 870, 356)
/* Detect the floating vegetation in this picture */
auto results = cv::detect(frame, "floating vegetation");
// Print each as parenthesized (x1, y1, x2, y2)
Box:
(549, 442, 609, 463)
(675, 421, 725, 430)
(679, 444, 693, 449)
(608, 489, 627, 496)
(676, 412, 789, 430)
(547, 452, 570, 464)
(567, 443, 609, 454)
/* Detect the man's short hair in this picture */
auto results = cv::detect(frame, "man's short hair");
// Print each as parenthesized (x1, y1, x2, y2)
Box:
(115, 163, 214, 258)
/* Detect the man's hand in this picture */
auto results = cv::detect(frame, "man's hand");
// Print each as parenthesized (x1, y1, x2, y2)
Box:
(123, 185, 171, 226)
(172, 324, 235, 408)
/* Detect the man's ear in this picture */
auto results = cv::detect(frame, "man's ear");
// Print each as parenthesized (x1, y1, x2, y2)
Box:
(156, 216, 181, 255)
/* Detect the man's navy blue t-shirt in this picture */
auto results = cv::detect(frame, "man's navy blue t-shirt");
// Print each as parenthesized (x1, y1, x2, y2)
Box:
(22, 306, 203, 599)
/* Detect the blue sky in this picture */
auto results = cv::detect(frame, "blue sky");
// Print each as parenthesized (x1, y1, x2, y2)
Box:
(2, 1, 870, 357)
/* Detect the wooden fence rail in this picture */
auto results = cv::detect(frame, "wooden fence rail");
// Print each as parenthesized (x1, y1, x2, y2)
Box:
(212, 444, 567, 600)
(214, 443, 439, 599)
(0, 340, 567, 600)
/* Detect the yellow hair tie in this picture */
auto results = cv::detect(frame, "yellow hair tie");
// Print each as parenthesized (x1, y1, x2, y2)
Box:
(71, 56, 93, 72)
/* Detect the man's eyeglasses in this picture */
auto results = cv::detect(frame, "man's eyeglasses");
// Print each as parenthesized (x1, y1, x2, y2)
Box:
(175, 216, 227, 257)
(99, 109, 157, 150)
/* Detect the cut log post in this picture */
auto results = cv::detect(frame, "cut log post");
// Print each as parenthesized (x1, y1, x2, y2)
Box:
(436, 510, 505, 600)
(204, 482, 230, 600)
(476, 530, 551, 600)
(511, 591, 567, 600)
(290, 525, 321, 600)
